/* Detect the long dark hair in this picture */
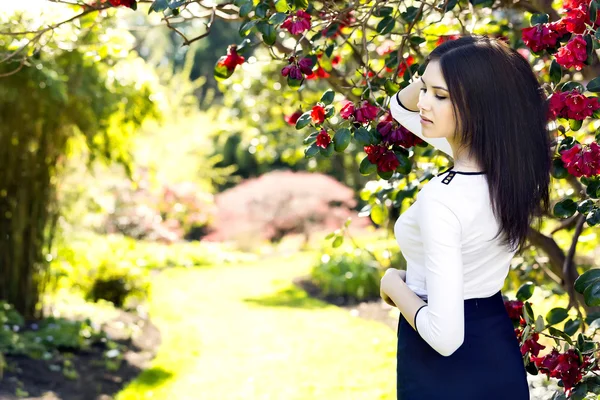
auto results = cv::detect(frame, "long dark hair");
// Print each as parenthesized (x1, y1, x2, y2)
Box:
(425, 34, 552, 254)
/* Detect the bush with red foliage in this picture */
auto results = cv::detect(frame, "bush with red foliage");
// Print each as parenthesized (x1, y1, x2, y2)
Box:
(202, 170, 372, 243)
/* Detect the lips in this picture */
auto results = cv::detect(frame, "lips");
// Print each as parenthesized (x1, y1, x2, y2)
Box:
(420, 115, 433, 122)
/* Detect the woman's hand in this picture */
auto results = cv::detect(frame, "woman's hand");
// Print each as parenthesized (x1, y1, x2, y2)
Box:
(380, 268, 407, 307)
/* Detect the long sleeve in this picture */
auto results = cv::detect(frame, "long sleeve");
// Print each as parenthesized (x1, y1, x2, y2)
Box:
(389, 91, 454, 159)
(414, 187, 465, 357)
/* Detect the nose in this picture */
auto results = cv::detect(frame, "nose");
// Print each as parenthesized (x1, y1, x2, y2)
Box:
(416, 95, 430, 113)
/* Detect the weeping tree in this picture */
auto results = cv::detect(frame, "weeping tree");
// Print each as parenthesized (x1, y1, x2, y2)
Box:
(0, 10, 159, 318)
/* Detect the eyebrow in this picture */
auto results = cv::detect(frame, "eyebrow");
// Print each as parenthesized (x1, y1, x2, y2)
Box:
(421, 77, 448, 92)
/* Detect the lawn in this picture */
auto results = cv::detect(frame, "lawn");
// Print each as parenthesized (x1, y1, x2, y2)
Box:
(116, 251, 398, 400)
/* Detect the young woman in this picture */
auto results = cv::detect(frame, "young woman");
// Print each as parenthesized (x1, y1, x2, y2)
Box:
(379, 35, 553, 399)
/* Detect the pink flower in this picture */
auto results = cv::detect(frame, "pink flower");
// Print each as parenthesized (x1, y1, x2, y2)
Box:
(340, 101, 355, 119)
(354, 101, 379, 124)
(281, 10, 312, 35)
(218, 45, 245, 71)
(555, 34, 588, 71)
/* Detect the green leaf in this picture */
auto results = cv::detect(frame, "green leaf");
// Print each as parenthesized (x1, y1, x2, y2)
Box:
(324, 105, 335, 119)
(354, 127, 371, 146)
(535, 315, 545, 332)
(549, 59, 562, 85)
(378, 169, 393, 180)
(546, 307, 569, 325)
(149, 0, 169, 14)
(400, 6, 420, 23)
(587, 208, 600, 226)
(560, 81, 585, 93)
(214, 59, 233, 81)
(332, 235, 344, 248)
(588, 317, 600, 331)
(239, 2, 254, 17)
(256, 21, 276, 45)
(294, 0, 308, 10)
(551, 158, 569, 179)
(287, 76, 303, 89)
(563, 319, 581, 336)
(374, 6, 394, 16)
(274, 0, 289, 12)
(320, 89, 335, 105)
(295, 112, 312, 129)
(587, 77, 600, 92)
(530, 13, 549, 25)
(371, 203, 387, 225)
(304, 143, 319, 158)
(319, 143, 334, 157)
(324, 232, 335, 240)
(591, 0, 598, 25)
(553, 198, 577, 218)
(239, 20, 256, 37)
(255, 2, 269, 18)
(584, 281, 600, 306)
(548, 326, 574, 345)
(569, 118, 583, 131)
(333, 128, 351, 152)
(516, 282, 535, 301)
(408, 36, 426, 45)
(359, 156, 377, 175)
(524, 301, 534, 324)
(395, 152, 412, 175)
(577, 199, 594, 214)
(574, 268, 600, 294)
(269, 12, 287, 25)
(376, 17, 395, 35)
(303, 131, 318, 145)
(384, 79, 400, 96)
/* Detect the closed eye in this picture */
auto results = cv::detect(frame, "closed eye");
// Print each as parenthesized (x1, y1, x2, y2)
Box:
(420, 87, 446, 100)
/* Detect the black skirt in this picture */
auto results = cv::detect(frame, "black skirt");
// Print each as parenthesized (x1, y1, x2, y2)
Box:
(396, 290, 530, 400)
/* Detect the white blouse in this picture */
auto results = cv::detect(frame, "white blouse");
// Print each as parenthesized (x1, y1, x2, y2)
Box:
(389, 92, 518, 357)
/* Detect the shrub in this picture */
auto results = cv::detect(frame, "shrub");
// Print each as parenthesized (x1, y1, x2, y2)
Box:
(203, 170, 372, 244)
(310, 248, 382, 303)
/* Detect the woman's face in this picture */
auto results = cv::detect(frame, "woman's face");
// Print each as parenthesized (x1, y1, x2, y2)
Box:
(416, 60, 458, 142)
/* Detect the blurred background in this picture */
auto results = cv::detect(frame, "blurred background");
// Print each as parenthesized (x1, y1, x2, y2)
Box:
(0, 1, 597, 399)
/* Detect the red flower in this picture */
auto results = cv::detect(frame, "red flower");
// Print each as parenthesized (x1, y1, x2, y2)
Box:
(435, 34, 461, 47)
(340, 101, 355, 119)
(306, 65, 330, 80)
(520, 332, 546, 357)
(331, 55, 342, 66)
(311, 105, 326, 124)
(560, 142, 600, 178)
(364, 145, 386, 164)
(504, 300, 524, 321)
(521, 24, 561, 53)
(284, 111, 302, 125)
(354, 101, 379, 124)
(315, 129, 331, 148)
(555, 34, 588, 71)
(531, 348, 586, 397)
(563, 4, 589, 33)
(108, 0, 136, 8)
(281, 10, 312, 35)
(378, 150, 400, 172)
(218, 45, 245, 71)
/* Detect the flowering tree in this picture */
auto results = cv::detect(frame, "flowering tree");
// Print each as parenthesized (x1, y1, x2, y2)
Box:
(4, 0, 600, 396)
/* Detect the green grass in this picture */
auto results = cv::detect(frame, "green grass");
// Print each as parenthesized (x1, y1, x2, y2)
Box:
(116, 251, 398, 400)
